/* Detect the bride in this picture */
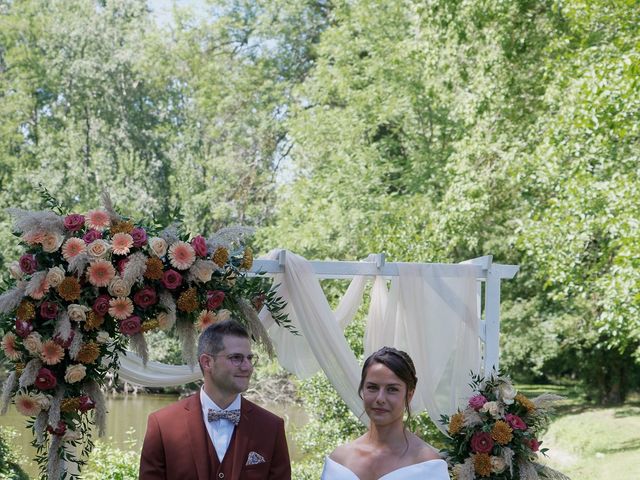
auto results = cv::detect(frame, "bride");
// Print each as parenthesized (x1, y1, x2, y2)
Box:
(321, 347, 450, 479)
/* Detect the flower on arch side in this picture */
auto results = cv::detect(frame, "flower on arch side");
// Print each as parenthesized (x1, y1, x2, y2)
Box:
(87, 260, 116, 287)
(448, 411, 464, 435)
(168, 241, 196, 270)
(85, 209, 110, 231)
(108, 297, 134, 320)
(491, 420, 513, 445)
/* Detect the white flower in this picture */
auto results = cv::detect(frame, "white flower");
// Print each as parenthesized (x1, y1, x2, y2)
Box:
(8, 261, 24, 280)
(46, 266, 65, 288)
(191, 259, 215, 283)
(33, 393, 51, 411)
(68, 304, 91, 322)
(96, 331, 111, 344)
(481, 401, 502, 418)
(491, 456, 507, 473)
(64, 364, 87, 384)
(497, 381, 517, 405)
(41, 232, 64, 253)
(149, 237, 167, 257)
(216, 309, 231, 322)
(23, 332, 43, 355)
(87, 239, 110, 259)
(108, 276, 131, 298)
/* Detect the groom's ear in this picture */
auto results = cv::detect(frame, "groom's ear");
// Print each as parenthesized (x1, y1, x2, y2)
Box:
(199, 353, 213, 372)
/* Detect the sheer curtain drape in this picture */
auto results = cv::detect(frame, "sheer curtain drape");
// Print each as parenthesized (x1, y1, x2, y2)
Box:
(118, 250, 480, 433)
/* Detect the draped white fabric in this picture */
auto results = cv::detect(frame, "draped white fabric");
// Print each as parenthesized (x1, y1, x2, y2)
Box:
(118, 250, 480, 433)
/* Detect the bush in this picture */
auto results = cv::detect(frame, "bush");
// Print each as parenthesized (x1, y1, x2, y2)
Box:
(0, 427, 28, 480)
(83, 433, 139, 480)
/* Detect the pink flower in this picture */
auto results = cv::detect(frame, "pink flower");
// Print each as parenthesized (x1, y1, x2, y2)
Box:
(111, 233, 134, 255)
(64, 214, 85, 232)
(1, 333, 21, 361)
(83, 229, 102, 244)
(119, 316, 141, 336)
(34, 367, 57, 390)
(528, 438, 541, 452)
(130, 227, 147, 247)
(87, 260, 116, 287)
(505, 413, 527, 430)
(15, 393, 43, 416)
(22, 231, 45, 245)
(468, 394, 488, 411)
(19, 254, 38, 274)
(191, 235, 207, 257)
(40, 301, 58, 320)
(133, 286, 157, 308)
(85, 209, 110, 231)
(47, 421, 67, 436)
(15, 319, 34, 338)
(108, 297, 134, 320)
(161, 269, 182, 290)
(168, 241, 196, 270)
(470, 432, 494, 454)
(93, 294, 111, 316)
(61, 237, 86, 261)
(78, 395, 95, 413)
(197, 310, 218, 331)
(206, 290, 225, 310)
(40, 340, 65, 365)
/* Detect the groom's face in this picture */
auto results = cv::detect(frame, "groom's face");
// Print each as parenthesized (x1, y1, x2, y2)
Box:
(208, 335, 254, 396)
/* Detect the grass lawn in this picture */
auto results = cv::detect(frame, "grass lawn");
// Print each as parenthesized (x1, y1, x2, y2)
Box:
(518, 384, 640, 480)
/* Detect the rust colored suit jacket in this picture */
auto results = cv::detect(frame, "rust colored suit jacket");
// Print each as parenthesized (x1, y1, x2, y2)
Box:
(139, 394, 291, 480)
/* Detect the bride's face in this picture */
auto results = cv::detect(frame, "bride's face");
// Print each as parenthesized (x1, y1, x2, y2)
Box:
(362, 362, 413, 426)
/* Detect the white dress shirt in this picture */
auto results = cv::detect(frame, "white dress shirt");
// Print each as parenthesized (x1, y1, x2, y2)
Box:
(200, 388, 241, 462)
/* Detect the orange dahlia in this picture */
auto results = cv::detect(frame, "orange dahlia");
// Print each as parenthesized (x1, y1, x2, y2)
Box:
(212, 247, 229, 268)
(61, 397, 81, 413)
(58, 276, 82, 301)
(75, 342, 100, 364)
(516, 393, 536, 412)
(83, 311, 105, 331)
(109, 220, 134, 235)
(473, 453, 492, 477)
(177, 287, 198, 312)
(240, 247, 253, 270)
(491, 420, 513, 445)
(141, 319, 159, 332)
(16, 301, 36, 321)
(448, 411, 464, 435)
(144, 257, 164, 280)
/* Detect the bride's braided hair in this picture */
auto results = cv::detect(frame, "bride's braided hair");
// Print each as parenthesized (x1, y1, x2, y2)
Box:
(358, 346, 418, 422)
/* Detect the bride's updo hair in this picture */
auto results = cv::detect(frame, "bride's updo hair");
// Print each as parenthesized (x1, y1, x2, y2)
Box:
(358, 346, 418, 419)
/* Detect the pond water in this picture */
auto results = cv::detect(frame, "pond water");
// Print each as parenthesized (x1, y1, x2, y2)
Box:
(1, 393, 307, 478)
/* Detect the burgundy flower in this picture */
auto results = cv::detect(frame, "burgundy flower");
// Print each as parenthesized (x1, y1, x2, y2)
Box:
(161, 269, 182, 290)
(19, 254, 37, 274)
(130, 227, 147, 247)
(206, 290, 225, 310)
(47, 421, 67, 436)
(83, 229, 102, 244)
(117, 257, 129, 274)
(64, 214, 85, 232)
(133, 286, 158, 308)
(40, 301, 58, 320)
(470, 432, 494, 454)
(78, 395, 96, 413)
(191, 235, 207, 257)
(505, 413, 527, 430)
(528, 438, 541, 452)
(35, 367, 57, 390)
(15, 319, 34, 338)
(54, 330, 75, 349)
(93, 294, 111, 316)
(119, 316, 142, 336)
(468, 394, 488, 411)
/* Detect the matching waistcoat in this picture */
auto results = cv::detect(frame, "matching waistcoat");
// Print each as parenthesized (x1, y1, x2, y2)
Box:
(205, 426, 238, 480)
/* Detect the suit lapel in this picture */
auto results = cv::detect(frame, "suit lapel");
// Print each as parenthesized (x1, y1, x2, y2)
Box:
(230, 397, 254, 480)
(185, 394, 212, 480)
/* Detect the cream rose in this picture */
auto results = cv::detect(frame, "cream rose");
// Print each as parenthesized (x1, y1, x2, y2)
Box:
(149, 237, 168, 257)
(64, 364, 87, 384)
(491, 456, 506, 473)
(23, 332, 43, 355)
(33, 393, 51, 411)
(481, 401, 502, 418)
(96, 331, 111, 344)
(191, 259, 215, 283)
(216, 309, 232, 322)
(41, 232, 64, 253)
(68, 304, 91, 322)
(108, 277, 131, 298)
(87, 239, 110, 259)
(46, 266, 65, 288)
(8, 261, 24, 280)
(497, 381, 517, 405)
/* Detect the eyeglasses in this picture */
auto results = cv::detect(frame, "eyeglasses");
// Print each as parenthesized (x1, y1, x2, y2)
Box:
(212, 353, 259, 367)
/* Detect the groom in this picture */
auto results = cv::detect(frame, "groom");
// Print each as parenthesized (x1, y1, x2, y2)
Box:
(139, 319, 291, 479)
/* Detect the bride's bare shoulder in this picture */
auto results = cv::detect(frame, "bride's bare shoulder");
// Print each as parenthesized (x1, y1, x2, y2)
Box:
(409, 433, 444, 462)
(329, 435, 368, 463)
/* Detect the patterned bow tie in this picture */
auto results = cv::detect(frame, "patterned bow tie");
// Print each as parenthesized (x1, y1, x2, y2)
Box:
(207, 408, 241, 426)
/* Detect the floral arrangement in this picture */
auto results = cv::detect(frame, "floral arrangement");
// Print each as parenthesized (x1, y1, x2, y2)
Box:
(0, 191, 289, 479)
(441, 372, 569, 480)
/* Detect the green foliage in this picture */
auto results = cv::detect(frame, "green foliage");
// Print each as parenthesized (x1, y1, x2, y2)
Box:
(83, 435, 139, 480)
(0, 428, 29, 480)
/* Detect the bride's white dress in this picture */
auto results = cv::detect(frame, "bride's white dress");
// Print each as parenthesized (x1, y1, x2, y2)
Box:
(321, 456, 451, 479)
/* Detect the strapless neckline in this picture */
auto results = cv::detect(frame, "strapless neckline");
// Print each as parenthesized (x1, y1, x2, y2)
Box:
(323, 456, 449, 480)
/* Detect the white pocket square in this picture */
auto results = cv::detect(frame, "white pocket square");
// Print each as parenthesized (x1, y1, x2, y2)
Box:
(246, 451, 266, 465)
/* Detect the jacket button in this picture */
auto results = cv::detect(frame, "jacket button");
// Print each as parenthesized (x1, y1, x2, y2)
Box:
(218, 474, 224, 479)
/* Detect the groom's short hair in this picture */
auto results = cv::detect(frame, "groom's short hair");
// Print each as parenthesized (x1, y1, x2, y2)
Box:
(197, 319, 249, 360)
